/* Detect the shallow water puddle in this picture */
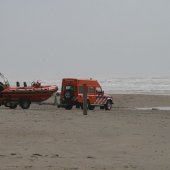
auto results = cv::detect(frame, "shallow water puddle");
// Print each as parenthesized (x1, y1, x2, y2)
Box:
(136, 107, 170, 111)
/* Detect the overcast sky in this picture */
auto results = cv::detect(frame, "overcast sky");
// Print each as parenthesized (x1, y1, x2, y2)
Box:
(0, 0, 170, 81)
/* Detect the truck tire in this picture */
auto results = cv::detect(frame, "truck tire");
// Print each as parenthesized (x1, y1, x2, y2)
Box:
(89, 105, 95, 110)
(105, 100, 112, 110)
(20, 99, 31, 109)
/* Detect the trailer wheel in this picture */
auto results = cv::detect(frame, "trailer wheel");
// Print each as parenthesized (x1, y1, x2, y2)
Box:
(20, 99, 31, 109)
(9, 103, 17, 109)
(4, 103, 9, 107)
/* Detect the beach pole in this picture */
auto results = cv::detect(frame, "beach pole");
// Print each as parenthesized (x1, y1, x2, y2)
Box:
(83, 84, 88, 115)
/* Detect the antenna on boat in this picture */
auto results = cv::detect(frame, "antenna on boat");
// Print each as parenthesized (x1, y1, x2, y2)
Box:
(0, 72, 10, 87)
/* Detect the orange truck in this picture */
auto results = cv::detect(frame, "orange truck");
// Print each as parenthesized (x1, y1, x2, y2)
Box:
(58, 78, 113, 110)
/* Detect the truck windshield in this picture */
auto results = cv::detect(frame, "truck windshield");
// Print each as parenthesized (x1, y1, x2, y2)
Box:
(96, 87, 103, 93)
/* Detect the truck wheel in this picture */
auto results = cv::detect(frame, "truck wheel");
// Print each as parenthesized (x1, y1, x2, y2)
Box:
(105, 100, 112, 110)
(9, 103, 17, 109)
(20, 99, 31, 109)
(89, 105, 95, 110)
(65, 105, 73, 110)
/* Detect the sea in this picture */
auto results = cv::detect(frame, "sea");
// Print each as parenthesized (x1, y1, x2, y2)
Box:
(98, 77, 170, 95)
(8, 77, 170, 95)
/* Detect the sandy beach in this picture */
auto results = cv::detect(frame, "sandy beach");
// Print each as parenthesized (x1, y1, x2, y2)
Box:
(0, 94, 170, 170)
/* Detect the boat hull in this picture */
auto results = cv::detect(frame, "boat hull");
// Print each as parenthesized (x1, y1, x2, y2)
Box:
(1, 85, 58, 103)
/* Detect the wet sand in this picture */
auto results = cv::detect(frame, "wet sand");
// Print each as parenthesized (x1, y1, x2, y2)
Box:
(0, 94, 170, 170)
